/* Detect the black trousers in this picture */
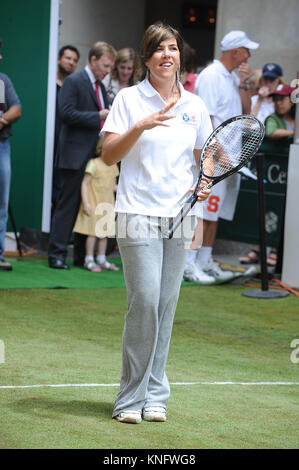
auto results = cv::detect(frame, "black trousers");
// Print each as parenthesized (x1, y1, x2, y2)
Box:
(48, 167, 85, 262)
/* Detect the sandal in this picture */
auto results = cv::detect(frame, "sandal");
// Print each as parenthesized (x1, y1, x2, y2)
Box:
(267, 249, 277, 267)
(99, 261, 119, 271)
(84, 260, 102, 272)
(239, 250, 259, 264)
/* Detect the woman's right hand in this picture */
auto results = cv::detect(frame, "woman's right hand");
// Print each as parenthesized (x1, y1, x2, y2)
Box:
(137, 99, 177, 131)
(102, 100, 177, 166)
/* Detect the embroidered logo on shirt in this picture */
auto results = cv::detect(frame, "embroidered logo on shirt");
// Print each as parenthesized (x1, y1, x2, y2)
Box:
(182, 113, 197, 124)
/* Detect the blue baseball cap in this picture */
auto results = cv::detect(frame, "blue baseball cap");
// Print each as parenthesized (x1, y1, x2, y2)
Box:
(262, 63, 283, 79)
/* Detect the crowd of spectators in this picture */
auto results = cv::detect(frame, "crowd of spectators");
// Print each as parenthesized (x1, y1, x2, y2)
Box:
(0, 29, 296, 275)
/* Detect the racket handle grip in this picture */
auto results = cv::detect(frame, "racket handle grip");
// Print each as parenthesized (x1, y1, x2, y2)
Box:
(168, 195, 197, 239)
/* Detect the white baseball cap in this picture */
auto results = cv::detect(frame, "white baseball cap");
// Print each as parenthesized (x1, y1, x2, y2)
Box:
(221, 30, 259, 51)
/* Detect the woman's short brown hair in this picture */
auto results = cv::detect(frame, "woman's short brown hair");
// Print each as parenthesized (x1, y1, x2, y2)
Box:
(141, 22, 184, 73)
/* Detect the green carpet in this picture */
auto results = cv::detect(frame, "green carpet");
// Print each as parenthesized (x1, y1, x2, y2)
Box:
(0, 257, 125, 289)
(0, 256, 214, 289)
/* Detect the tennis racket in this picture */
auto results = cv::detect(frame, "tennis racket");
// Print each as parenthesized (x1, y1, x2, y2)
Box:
(168, 114, 265, 239)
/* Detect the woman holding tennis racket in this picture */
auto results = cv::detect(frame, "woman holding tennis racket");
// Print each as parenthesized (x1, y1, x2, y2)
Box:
(101, 22, 213, 424)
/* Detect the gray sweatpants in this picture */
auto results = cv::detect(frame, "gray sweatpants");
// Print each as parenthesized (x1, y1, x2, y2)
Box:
(112, 213, 195, 417)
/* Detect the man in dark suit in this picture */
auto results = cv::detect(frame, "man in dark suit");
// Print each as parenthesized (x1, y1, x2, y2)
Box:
(48, 41, 116, 269)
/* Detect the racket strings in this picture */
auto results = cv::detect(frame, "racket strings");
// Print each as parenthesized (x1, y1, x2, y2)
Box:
(201, 119, 262, 179)
(168, 115, 264, 238)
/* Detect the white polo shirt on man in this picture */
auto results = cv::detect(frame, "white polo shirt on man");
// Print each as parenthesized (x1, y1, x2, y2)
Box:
(194, 59, 242, 221)
(102, 79, 213, 218)
(195, 59, 242, 126)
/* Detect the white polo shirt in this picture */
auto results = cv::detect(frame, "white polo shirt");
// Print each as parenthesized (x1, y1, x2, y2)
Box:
(102, 79, 212, 217)
(194, 60, 242, 127)
(251, 95, 274, 123)
(194, 60, 242, 222)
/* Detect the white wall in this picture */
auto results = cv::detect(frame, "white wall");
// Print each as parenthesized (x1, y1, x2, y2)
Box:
(282, 144, 299, 288)
(58, 0, 299, 81)
(59, 0, 146, 68)
(215, 0, 299, 84)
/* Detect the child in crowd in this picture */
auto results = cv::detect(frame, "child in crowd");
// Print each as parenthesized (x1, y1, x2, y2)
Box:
(265, 83, 296, 138)
(74, 137, 119, 272)
(239, 64, 285, 267)
(250, 63, 284, 123)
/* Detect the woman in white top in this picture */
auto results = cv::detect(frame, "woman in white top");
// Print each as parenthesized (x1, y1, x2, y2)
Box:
(102, 48, 142, 107)
(250, 63, 283, 124)
(102, 22, 213, 424)
(239, 63, 284, 266)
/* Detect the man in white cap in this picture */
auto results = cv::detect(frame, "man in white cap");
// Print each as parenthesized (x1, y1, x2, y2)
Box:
(184, 30, 259, 284)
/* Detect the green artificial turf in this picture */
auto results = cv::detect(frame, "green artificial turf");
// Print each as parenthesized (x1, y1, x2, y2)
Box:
(0, 286, 298, 449)
(0, 256, 210, 289)
(0, 257, 125, 289)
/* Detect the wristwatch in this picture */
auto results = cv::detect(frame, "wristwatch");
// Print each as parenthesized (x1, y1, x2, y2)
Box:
(0, 111, 8, 125)
(239, 83, 250, 90)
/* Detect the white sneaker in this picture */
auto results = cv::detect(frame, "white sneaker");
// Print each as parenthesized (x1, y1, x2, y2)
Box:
(143, 407, 166, 422)
(183, 264, 215, 285)
(114, 410, 142, 424)
(202, 260, 234, 282)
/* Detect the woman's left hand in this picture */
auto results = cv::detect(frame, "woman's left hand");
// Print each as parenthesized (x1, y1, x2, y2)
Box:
(197, 183, 211, 202)
(190, 180, 212, 202)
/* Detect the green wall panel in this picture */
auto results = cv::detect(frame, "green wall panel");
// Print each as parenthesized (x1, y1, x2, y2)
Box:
(218, 148, 289, 248)
(0, 0, 51, 230)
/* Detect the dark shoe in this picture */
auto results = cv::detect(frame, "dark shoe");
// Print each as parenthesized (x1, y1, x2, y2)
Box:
(48, 259, 70, 270)
(0, 258, 13, 271)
